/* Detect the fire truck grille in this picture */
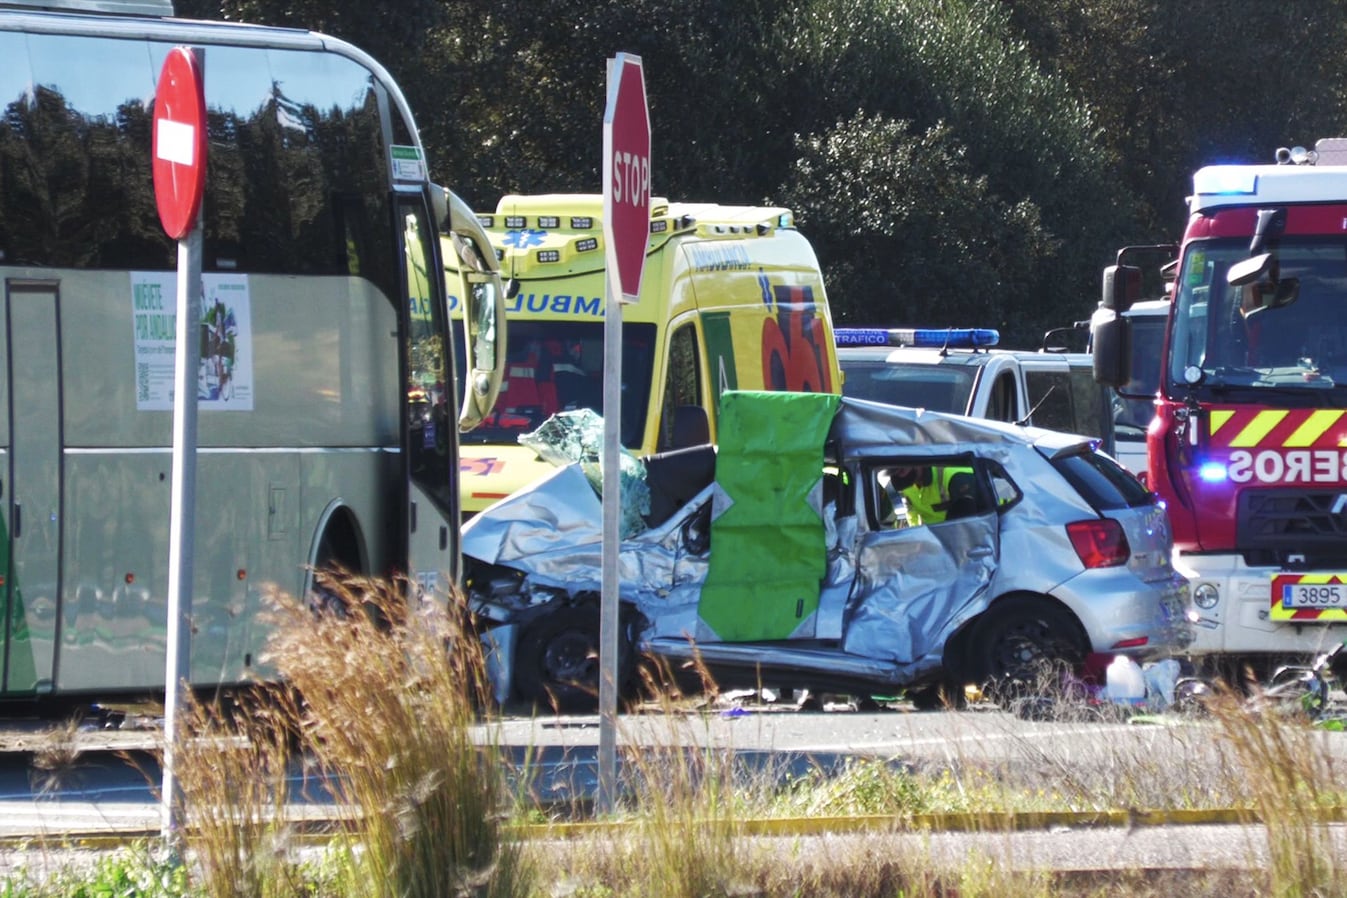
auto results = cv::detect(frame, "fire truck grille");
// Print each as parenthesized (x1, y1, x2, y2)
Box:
(1238, 490, 1347, 557)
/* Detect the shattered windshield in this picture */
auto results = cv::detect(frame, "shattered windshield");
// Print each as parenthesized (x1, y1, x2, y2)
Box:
(1170, 239, 1347, 397)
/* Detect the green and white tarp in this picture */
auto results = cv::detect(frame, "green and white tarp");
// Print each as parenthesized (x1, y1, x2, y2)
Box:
(697, 391, 840, 641)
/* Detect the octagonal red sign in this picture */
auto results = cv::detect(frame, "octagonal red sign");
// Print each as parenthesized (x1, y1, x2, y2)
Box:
(603, 54, 651, 301)
(152, 47, 207, 240)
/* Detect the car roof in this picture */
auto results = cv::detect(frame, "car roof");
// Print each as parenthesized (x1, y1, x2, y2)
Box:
(834, 395, 1094, 459)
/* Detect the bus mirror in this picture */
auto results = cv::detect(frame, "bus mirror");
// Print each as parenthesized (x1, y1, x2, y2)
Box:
(442, 189, 508, 432)
(431, 184, 450, 233)
(444, 190, 495, 274)
(456, 273, 506, 432)
(1101, 264, 1141, 313)
(1091, 308, 1132, 389)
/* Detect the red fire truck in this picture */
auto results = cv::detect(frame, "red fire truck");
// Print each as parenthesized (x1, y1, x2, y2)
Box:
(1093, 139, 1347, 680)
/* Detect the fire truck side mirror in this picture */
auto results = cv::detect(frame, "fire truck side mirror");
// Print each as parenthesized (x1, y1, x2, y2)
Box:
(1101, 264, 1141, 314)
(1090, 308, 1132, 389)
(1227, 252, 1272, 287)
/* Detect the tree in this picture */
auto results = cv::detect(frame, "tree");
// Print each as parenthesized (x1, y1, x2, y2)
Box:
(775, 0, 1138, 343)
(1001, 0, 1347, 237)
(780, 115, 1054, 336)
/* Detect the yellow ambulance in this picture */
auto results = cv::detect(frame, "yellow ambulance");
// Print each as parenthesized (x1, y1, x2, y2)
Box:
(446, 193, 841, 518)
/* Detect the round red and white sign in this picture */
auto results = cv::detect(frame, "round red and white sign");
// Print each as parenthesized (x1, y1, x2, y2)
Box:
(152, 47, 207, 240)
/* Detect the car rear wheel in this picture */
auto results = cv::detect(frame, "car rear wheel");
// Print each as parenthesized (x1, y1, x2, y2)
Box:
(515, 604, 631, 712)
(968, 597, 1086, 706)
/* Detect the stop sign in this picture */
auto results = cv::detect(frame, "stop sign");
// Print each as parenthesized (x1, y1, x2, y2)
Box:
(602, 53, 651, 301)
(153, 47, 207, 240)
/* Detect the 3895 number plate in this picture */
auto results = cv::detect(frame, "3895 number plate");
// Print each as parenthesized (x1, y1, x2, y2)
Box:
(1275, 576, 1347, 609)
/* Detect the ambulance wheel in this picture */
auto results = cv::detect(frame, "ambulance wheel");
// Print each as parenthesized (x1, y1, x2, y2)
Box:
(515, 604, 631, 713)
(969, 597, 1086, 707)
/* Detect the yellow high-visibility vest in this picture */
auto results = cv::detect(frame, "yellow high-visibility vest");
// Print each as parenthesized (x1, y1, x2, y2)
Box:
(901, 466, 973, 526)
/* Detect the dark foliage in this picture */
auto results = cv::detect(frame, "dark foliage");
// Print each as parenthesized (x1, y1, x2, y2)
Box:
(171, 0, 1347, 347)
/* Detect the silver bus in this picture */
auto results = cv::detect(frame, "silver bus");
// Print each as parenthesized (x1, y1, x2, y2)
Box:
(0, 0, 505, 702)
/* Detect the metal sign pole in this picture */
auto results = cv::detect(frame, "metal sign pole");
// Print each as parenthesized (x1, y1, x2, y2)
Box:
(161, 220, 201, 851)
(598, 51, 649, 817)
(598, 268, 623, 814)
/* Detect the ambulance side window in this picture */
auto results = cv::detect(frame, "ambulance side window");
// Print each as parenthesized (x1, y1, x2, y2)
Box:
(658, 323, 704, 451)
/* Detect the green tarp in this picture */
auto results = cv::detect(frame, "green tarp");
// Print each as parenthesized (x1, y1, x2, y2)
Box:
(698, 390, 840, 641)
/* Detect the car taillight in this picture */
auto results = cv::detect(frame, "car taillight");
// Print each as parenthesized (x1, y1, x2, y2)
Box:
(1066, 519, 1130, 568)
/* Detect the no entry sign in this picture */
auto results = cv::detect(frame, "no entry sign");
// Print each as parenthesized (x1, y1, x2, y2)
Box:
(153, 47, 207, 240)
(602, 53, 651, 302)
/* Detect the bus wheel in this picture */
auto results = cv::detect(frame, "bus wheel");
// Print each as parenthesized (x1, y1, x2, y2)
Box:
(515, 604, 628, 713)
(307, 516, 363, 617)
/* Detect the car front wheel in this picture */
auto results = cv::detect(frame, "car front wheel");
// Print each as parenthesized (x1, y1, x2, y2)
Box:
(515, 604, 631, 712)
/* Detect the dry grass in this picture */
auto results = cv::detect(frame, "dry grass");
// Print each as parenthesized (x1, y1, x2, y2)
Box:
(262, 571, 532, 898)
(165, 571, 533, 898)
(172, 695, 300, 898)
(19, 577, 1347, 898)
(1204, 684, 1347, 898)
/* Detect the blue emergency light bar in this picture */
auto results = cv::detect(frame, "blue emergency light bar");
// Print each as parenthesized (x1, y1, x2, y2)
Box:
(834, 327, 1000, 349)
(1192, 166, 1258, 197)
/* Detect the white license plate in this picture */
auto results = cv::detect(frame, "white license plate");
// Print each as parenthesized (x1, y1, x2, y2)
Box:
(1281, 582, 1347, 609)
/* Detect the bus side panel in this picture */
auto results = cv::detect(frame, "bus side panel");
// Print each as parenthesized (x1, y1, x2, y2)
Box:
(47, 270, 400, 694)
(62, 273, 399, 450)
(57, 446, 401, 695)
(57, 453, 285, 692)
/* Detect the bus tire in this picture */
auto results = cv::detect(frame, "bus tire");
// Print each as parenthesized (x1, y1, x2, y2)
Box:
(515, 604, 629, 713)
(308, 515, 362, 617)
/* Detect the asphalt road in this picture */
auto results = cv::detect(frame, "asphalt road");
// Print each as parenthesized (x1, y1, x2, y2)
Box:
(0, 697, 1342, 880)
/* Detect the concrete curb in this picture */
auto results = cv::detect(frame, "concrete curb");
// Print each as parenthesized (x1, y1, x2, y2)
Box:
(7, 805, 1342, 850)
(511, 806, 1282, 840)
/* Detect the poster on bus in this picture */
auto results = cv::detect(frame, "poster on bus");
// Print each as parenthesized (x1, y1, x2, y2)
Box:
(131, 271, 255, 411)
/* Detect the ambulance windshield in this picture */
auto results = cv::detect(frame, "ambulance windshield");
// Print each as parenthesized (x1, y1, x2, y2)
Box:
(454, 321, 656, 447)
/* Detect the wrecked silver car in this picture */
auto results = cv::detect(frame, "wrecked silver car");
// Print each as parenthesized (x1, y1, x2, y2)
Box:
(462, 391, 1193, 710)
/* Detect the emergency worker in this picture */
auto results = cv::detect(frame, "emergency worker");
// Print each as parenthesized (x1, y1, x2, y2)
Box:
(885, 465, 976, 526)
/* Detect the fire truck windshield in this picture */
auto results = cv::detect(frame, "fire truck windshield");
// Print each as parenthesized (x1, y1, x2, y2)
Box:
(1169, 239, 1347, 397)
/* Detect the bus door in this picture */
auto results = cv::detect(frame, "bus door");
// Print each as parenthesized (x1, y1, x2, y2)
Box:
(2, 282, 60, 695)
(400, 195, 458, 594)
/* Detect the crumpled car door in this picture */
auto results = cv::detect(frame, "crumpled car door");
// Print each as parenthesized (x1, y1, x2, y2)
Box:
(843, 509, 998, 665)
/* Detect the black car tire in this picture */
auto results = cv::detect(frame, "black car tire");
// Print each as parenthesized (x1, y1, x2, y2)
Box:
(968, 597, 1086, 707)
(515, 604, 630, 712)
